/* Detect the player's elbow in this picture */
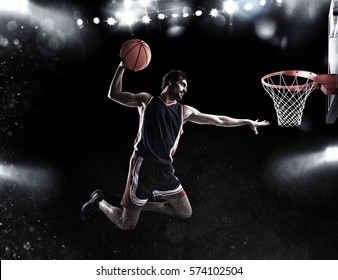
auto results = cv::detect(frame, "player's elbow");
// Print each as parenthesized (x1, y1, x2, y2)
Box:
(107, 89, 119, 101)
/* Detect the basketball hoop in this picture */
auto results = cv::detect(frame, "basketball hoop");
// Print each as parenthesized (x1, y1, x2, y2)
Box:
(261, 70, 338, 127)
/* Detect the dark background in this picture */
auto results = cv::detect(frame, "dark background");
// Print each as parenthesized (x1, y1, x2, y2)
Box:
(1, 0, 338, 260)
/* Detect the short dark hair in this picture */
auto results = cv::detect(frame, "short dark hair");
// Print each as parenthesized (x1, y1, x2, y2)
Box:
(161, 70, 187, 90)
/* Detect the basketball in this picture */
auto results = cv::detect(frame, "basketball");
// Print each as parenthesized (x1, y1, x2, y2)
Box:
(120, 39, 151, 72)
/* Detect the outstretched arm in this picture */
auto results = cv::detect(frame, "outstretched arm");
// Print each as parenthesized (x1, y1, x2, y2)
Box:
(183, 105, 269, 134)
(107, 62, 151, 108)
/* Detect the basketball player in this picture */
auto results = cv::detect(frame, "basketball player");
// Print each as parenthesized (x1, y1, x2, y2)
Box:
(81, 61, 270, 230)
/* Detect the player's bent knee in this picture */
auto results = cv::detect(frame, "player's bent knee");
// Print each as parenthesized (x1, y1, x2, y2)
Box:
(178, 208, 192, 219)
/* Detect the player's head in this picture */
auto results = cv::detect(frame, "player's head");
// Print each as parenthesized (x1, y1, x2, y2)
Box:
(161, 70, 188, 91)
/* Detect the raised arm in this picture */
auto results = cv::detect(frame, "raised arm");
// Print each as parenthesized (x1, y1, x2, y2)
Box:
(183, 105, 269, 134)
(107, 62, 151, 108)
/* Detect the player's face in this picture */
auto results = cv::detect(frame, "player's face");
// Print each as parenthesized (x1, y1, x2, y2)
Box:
(172, 79, 187, 101)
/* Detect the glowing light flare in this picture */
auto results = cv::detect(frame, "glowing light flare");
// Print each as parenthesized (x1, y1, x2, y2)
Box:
(210, 9, 219, 17)
(0, 0, 29, 14)
(276, 0, 283, 7)
(166, 25, 185, 37)
(182, 6, 192, 17)
(244, 3, 254, 11)
(158, 13, 166, 20)
(264, 145, 338, 200)
(107, 17, 117, 25)
(255, 18, 277, 40)
(0, 36, 10, 47)
(324, 147, 338, 162)
(141, 15, 151, 24)
(0, 165, 11, 179)
(76, 18, 84, 28)
(223, 0, 239, 15)
(124, 0, 133, 10)
(194, 10, 203, 16)
(268, 145, 338, 181)
(115, 10, 137, 26)
(2, 1, 81, 58)
(141, 0, 150, 7)
(0, 162, 57, 188)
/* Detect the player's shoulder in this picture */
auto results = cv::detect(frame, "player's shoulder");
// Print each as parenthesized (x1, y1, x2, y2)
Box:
(183, 104, 198, 113)
(138, 92, 153, 105)
(183, 104, 199, 121)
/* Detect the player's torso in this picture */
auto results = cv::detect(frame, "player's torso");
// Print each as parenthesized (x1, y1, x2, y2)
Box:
(135, 96, 183, 164)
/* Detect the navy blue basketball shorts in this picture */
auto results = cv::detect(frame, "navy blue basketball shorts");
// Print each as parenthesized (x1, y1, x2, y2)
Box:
(121, 152, 186, 210)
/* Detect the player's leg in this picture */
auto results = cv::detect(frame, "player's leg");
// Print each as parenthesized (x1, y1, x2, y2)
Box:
(99, 200, 141, 230)
(142, 163, 192, 219)
(143, 192, 192, 219)
(98, 151, 143, 230)
(81, 189, 142, 230)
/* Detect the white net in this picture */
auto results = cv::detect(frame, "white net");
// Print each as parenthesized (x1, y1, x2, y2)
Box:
(261, 72, 318, 127)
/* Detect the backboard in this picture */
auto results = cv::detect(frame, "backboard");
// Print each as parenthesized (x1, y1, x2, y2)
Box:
(327, 0, 338, 124)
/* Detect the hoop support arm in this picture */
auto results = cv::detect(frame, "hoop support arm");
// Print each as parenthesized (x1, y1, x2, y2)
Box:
(316, 74, 338, 95)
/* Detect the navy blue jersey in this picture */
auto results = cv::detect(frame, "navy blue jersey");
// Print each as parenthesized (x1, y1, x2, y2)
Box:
(134, 96, 184, 165)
